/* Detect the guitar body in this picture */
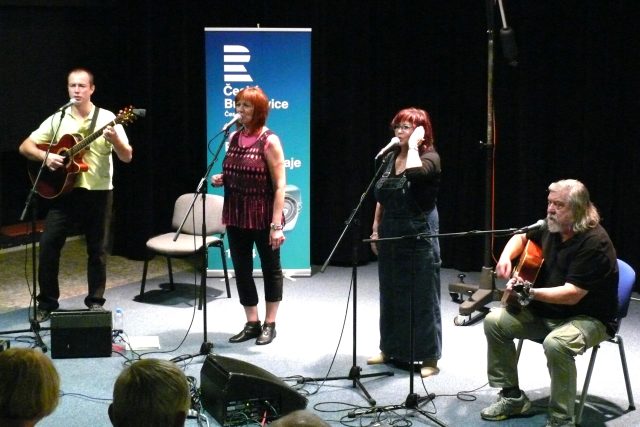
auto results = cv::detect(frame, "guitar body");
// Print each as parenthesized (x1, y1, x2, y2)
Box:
(501, 240, 544, 308)
(28, 133, 88, 199)
(26, 106, 142, 199)
(513, 240, 544, 283)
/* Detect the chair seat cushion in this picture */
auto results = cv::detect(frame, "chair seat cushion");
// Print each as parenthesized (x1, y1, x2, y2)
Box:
(146, 233, 223, 256)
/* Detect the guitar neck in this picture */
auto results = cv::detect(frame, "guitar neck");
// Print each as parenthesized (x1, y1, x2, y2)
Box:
(65, 119, 118, 158)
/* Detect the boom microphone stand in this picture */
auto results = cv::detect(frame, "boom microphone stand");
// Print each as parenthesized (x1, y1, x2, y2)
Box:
(171, 124, 233, 359)
(361, 222, 536, 425)
(447, 0, 519, 326)
(297, 156, 394, 406)
(361, 232, 444, 427)
(0, 105, 72, 350)
(0, 197, 50, 351)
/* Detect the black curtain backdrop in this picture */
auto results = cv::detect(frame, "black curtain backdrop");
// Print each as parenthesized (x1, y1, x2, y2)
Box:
(1, 1, 638, 274)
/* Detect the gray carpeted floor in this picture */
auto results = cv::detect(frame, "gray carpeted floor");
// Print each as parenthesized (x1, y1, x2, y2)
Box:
(0, 240, 638, 427)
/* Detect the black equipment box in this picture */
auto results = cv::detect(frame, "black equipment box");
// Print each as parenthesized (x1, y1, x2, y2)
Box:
(50, 310, 112, 359)
(200, 354, 307, 425)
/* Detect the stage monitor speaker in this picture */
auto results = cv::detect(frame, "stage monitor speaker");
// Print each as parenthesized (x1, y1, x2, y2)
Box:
(200, 354, 307, 425)
(50, 310, 112, 359)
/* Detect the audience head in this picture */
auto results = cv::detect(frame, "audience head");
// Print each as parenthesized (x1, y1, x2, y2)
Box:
(0, 347, 60, 426)
(109, 358, 191, 427)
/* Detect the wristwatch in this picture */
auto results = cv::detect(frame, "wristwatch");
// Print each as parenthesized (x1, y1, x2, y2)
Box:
(270, 223, 284, 231)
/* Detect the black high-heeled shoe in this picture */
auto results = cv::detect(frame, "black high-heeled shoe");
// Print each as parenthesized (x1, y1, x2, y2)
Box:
(229, 321, 262, 343)
(255, 322, 276, 345)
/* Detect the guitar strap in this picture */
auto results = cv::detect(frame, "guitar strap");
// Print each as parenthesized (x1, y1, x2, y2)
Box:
(87, 107, 100, 136)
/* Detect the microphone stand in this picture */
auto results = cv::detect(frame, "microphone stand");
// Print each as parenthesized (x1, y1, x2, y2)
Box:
(171, 125, 232, 359)
(0, 109, 70, 350)
(296, 156, 394, 406)
(361, 231, 446, 426)
(360, 225, 526, 426)
(447, 0, 500, 326)
(378, 223, 528, 329)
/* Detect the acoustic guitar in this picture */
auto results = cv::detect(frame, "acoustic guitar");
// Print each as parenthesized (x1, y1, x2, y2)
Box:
(500, 240, 544, 307)
(28, 106, 143, 199)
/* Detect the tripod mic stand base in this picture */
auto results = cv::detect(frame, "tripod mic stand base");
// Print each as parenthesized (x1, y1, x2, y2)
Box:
(200, 341, 214, 355)
(296, 365, 394, 406)
(171, 341, 214, 364)
(404, 392, 447, 426)
(29, 319, 48, 352)
(405, 392, 435, 408)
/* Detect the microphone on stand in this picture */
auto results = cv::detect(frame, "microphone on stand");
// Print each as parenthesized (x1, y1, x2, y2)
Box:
(132, 108, 146, 118)
(221, 113, 241, 132)
(497, 0, 518, 66)
(514, 219, 546, 234)
(500, 27, 518, 66)
(374, 137, 400, 160)
(56, 99, 79, 112)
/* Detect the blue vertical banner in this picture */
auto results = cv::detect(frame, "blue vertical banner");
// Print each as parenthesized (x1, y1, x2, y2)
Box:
(204, 27, 311, 276)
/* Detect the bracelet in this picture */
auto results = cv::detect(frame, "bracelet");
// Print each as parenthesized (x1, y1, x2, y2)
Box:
(270, 223, 283, 231)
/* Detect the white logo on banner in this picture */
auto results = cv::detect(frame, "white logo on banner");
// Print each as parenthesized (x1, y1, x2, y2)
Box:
(223, 45, 253, 82)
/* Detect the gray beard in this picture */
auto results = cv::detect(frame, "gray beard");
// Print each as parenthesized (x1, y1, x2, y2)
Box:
(546, 219, 561, 233)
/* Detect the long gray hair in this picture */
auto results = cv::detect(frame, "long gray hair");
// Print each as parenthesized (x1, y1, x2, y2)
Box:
(548, 179, 600, 233)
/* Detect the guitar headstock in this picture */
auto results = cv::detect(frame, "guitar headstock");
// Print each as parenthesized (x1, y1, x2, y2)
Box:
(115, 106, 146, 126)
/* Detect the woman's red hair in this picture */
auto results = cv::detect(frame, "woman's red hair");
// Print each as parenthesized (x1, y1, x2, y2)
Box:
(236, 86, 269, 130)
(390, 108, 435, 151)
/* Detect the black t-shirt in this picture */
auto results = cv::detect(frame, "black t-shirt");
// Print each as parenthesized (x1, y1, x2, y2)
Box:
(528, 224, 618, 336)
(403, 150, 441, 213)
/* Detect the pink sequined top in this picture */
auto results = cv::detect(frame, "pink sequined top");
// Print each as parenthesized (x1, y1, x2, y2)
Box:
(222, 129, 283, 229)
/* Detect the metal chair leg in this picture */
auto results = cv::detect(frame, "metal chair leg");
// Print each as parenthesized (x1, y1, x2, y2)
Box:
(616, 335, 636, 411)
(220, 242, 231, 298)
(576, 345, 599, 425)
(167, 257, 175, 291)
(140, 257, 149, 298)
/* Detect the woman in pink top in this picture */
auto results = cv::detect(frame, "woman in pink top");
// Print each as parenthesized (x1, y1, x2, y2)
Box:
(211, 86, 286, 345)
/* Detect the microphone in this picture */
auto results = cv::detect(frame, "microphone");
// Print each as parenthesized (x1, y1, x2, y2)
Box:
(374, 137, 400, 160)
(56, 99, 78, 112)
(132, 108, 146, 118)
(497, 0, 518, 67)
(515, 219, 546, 234)
(221, 113, 241, 132)
(500, 27, 519, 67)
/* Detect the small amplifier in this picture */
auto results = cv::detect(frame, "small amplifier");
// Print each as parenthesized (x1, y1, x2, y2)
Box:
(200, 354, 307, 425)
(50, 310, 112, 359)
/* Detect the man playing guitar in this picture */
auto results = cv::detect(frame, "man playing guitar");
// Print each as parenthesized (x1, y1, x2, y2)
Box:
(18, 67, 133, 323)
(481, 179, 618, 427)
